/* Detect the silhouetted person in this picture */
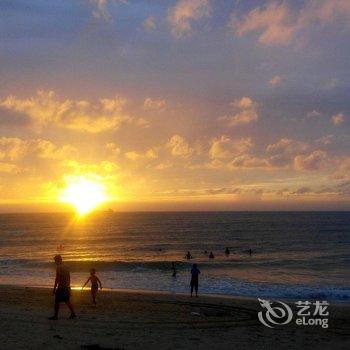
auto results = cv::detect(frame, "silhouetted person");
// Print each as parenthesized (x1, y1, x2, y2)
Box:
(190, 264, 200, 297)
(82, 268, 102, 305)
(209, 251, 215, 259)
(171, 261, 177, 277)
(225, 247, 230, 255)
(185, 251, 192, 260)
(49, 255, 76, 320)
(248, 248, 252, 256)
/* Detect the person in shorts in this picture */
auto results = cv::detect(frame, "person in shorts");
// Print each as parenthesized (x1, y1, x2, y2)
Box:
(190, 263, 200, 297)
(49, 254, 76, 320)
(82, 268, 102, 305)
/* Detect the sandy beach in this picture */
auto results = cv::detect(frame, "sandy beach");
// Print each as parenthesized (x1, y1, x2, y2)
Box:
(0, 285, 349, 350)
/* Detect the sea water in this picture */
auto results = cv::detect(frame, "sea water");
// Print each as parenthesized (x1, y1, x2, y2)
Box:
(0, 212, 349, 301)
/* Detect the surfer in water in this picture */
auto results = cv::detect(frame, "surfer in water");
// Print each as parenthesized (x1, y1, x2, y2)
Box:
(185, 251, 193, 260)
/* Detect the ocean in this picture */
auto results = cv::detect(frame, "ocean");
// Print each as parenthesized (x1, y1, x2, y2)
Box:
(0, 212, 349, 301)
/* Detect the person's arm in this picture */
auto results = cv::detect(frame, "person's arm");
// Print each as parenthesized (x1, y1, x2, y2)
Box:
(53, 268, 59, 294)
(81, 277, 90, 290)
(97, 277, 102, 289)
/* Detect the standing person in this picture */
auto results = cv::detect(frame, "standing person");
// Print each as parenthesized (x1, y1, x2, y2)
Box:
(171, 262, 177, 277)
(82, 268, 102, 305)
(190, 264, 200, 297)
(185, 251, 192, 260)
(225, 247, 230, 255)
(49, 255, 76, 320)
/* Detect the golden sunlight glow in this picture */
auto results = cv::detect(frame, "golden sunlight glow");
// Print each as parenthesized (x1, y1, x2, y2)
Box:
(60, 176, 107, 215)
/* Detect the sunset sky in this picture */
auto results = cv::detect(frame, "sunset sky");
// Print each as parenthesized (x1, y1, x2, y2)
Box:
(0, 0, 349, 211)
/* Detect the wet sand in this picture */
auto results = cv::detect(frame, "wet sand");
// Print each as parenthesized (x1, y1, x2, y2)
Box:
(0, 285, 349, 349)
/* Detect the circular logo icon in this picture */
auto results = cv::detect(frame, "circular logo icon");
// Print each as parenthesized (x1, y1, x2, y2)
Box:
(258, 298, 293, 328)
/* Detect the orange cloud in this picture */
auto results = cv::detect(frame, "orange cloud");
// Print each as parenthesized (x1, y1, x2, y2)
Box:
(209, 136, 253, 159)
(143, 16, 156, 31)
(332, 113, 345, 126)
(0, 90, 133, 133)
(231, 0, 350, 46)
(0, 137, 76, 161)
(268, 75, 282, 86)
(294, 150, 329, 171)
(219, 97, 259, 127)
(143, 98, 166, 111)
(168, 0, 211, 38)
(167, 135, 194, 158)
(230, 2, 296, 46)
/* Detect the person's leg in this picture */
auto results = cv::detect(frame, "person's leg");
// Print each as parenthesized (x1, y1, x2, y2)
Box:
(54, 300, 59, 317)
(49, 298, 59, 320)
(195, 284, 198, 297)
(191, 284, 193, 297)
(66, 301, 76, 318)
(91, 290, 97, 304)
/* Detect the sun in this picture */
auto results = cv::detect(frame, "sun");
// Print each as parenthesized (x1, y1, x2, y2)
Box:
(60, 176, 107, 215)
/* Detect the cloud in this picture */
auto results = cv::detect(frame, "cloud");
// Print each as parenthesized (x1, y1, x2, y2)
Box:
(0, 162, 19, 174)
(337, 180, 350, 196)
(230, 1, 296, 46)
(167, 135, 194, 158)
(324, 78, 338, 90)
(298, 0, 350, 28)
(168, 0, 212, 38)
(294, 150, 329, 171)
(230, 0, 350, 46)
(0, 137, 76, 162)
(0, 137, 28, 161)
(204, 187, 241, 195)
(292, 186, 312, 195)
(155, 162, 173, 170)
(267, 138, 310, 167)
(89, 0, 127, 21)
(125, 148, 158, 161)
(31, 140, 77, 160)
(316, 135, 333, 146)
(229, 155, 269, 169)
(209, 136, 253, 159)
(267, 138, 309, 155)
(332, 113, 345, 126)
(143, 98, 166, 111)
(0, 90, 133, 133)
(333, 157, 350, 180)
(219, 97, 259, 127)
(143, 16, 156, 31)
(106, 142, 121, 157)
(135, 118, 150, 128)
(306, 110, 321, 118)
(62, 160, 119, 176)
(268, 75, 282, 86)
